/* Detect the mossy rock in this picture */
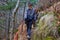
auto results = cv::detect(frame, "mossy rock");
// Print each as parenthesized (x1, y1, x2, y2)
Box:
(45, 36, 56, 40)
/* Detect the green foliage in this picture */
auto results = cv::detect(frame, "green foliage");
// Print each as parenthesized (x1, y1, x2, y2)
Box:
(30, 0, 37, 3)
(0, 27, 3, 30)
(0, 26, 5, 30)
(45, 36, 56, 40)
(0, 2, 16, 10)
(0, 19, 6, 30)
(13, 29, 18, 34)
(0, 19, 5, 24)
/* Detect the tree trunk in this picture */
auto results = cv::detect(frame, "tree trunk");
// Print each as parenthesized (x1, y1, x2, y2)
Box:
(10, 0, 20, 40)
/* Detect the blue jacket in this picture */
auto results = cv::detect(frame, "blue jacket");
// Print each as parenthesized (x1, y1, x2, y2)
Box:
(24, 8, 37, 21)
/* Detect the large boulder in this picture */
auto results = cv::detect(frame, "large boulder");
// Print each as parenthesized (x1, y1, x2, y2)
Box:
(38, 0, 60, 10)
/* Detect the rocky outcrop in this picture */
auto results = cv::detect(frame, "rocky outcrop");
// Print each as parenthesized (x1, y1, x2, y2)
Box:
(38, 0, 60, 10)
(14, 21, 27, 40)
(31, 1, 60, 40)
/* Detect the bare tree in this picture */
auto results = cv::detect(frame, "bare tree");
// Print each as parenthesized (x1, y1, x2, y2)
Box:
(9, 0, 20, 40)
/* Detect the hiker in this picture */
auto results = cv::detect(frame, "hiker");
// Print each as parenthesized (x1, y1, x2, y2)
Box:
(24, 3, 37, 39)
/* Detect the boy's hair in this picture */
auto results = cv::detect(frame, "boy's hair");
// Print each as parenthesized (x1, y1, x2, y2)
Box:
(28, 3, 33, 7)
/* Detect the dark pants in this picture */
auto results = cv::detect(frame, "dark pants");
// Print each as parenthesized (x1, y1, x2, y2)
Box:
(25, 20, 33, 37)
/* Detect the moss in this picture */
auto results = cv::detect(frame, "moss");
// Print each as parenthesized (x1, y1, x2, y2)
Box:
(45, 36, 56, 40)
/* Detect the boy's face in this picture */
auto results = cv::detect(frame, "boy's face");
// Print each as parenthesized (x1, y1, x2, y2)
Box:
(28, 5, 32, 9)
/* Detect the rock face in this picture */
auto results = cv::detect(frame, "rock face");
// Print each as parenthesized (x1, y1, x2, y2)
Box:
(38, 0, 60, 10)
(31, 1, 60, 40)
(14, 22, 28, 40)
(54, 2, 60, 13)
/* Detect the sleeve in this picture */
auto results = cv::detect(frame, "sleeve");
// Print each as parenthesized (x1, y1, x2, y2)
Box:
(33, 11, 38, 21)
